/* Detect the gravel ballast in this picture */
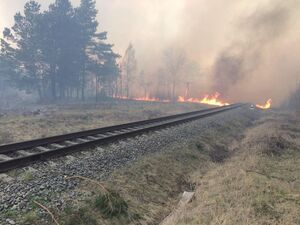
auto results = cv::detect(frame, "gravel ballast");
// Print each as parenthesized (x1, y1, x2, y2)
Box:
(0, 106, 256, 223)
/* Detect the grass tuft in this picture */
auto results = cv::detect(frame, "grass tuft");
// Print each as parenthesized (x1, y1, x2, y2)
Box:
(21, 211, 39, 225)
(252, 197, 281, 220)
(64, 208, 98, 225)
(94, 190, 128, 218)
(22, 171, 34, 182)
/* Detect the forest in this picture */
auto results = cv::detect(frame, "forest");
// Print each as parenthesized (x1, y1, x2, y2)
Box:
(0, 0, 121, 102)
(0, 0, 201, 104)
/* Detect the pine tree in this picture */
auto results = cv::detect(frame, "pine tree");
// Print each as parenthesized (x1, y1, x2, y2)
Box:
(1, 1, 44, 97)
(75, 0, 98, 100)
(1, 0, 120, 102)
(0, 34, 18, 84)
(87, 32, 120, 100)
(76, 0, 120, 100)
(45, 0, 81, 100)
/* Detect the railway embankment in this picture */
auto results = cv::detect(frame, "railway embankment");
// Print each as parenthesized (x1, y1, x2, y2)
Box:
(0, 106, 256, 224)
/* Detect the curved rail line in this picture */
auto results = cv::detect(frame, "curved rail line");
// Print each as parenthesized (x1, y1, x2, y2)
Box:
(0, 104, 243, 172)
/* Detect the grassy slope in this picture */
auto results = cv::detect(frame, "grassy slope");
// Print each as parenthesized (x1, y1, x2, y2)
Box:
(0, 101, 205, 145)
(9, 107, 299, 225)
(174, 110, 300, 225)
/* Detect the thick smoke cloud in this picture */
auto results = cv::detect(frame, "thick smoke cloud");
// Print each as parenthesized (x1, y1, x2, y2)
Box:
(212, 1, 292, 99)
(1, 0, 300, 105)
(212, 51, 244, 96)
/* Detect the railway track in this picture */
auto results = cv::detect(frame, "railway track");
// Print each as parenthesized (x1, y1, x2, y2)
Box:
(0, 104, 243, 173)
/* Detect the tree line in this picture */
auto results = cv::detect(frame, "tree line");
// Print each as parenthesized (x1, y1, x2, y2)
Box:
(117, 46, 200, 101)
(0, 0, 120, 102)
(0, 0, 201, 103)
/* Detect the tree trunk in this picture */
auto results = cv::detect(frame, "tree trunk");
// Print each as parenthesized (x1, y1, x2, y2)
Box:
(95, 75, 99, 102)
(81, 76, 85, 101)
(37, 85, 43, 102)
(172, 79, 176, 101)
(50, 64, 57, 101)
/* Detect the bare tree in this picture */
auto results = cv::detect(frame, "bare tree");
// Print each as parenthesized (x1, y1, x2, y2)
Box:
(183, 61, 201, 99)
(163, 47, 186, 100)
(138, 70, 152, 97)
(121, 43, 137, 98)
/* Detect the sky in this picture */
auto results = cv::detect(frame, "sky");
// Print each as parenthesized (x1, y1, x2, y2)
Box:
(0, 0, 300, 105)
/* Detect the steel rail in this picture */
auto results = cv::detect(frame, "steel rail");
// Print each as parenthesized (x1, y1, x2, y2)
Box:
(0, 104, 243, 172)
(0, 105, 232, 154)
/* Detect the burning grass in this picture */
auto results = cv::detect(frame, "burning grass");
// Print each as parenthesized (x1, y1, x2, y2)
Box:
(177, 92, 230, 107)
(256, 98, 272, 109)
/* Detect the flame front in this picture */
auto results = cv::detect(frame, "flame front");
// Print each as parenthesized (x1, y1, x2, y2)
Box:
(132, 96, 170, 102)
(114, 95, 170, 102)
(256, 98, 272, 109)
(178, 92, 230, 107)
(115, 92, 230, 106)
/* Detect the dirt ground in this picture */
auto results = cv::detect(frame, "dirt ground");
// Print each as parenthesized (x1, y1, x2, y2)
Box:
(0, 100, 207, 145)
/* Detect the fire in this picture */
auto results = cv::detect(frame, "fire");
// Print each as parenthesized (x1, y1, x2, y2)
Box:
(177, 96, 185, 102)
(132, 96, 170, 102)
(115, 92, 230, 106)
(114, 95, 170, 102)
(256, 98, 272, 109)
(178, 92, 230, 107)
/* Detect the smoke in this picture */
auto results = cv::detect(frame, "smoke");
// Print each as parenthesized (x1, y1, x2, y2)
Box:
(242, 3, 290, 41)
(1, 0, 300, 105)
(287, 86, 300, 109)
(212, 51, 244, 96)
(212, 1, 293, 99)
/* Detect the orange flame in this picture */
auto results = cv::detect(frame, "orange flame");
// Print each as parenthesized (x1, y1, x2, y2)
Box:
(115, 92, 230, 106)
(132, 96, 170, 102)
(256, 98, 272, 109)
(114, 95, 170, 102)
(178, 92, 230, 107)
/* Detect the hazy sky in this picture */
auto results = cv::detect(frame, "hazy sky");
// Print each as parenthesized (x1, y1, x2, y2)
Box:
(0, 0, 300, 105)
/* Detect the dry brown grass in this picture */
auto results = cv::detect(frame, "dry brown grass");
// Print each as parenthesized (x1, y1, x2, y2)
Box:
(174, 111, 300, 225)
(8, 109, 295, 225)
(56, 110, 254, 225)
(16, 108, 254, 225)
(3, 107, 255, 225)
(0, 130, 13, 145)
(0, 101, 205, 144)
(55, 146, 216, 225)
